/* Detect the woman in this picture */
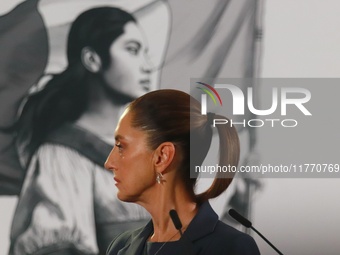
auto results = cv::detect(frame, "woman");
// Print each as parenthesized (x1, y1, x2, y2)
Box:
(9, 7, 151, 255)
(105, 89, 260, 254)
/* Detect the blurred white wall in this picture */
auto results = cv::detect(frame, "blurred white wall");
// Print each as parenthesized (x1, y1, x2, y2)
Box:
(254, 1, 340, 254)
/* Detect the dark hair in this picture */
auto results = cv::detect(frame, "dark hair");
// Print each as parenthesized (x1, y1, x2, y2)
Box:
(16, 7, 136, 159)
(128, 89, 240, 204)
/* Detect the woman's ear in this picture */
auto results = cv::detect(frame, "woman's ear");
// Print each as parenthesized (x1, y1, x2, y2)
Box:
(81, 47, 102, 73)
(153, 142, 176, 173)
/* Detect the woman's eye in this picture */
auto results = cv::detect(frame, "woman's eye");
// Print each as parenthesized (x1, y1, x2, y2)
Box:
(115, 142, 123, 152)
(126, 46, 139, 56)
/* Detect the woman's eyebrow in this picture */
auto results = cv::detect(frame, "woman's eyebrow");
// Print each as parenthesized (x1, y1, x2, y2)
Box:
(114, 134, 124, 141)
(125, 40, 141, 48)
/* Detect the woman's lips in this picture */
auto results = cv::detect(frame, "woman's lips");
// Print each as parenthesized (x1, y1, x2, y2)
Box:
(140, 79, 150, 91)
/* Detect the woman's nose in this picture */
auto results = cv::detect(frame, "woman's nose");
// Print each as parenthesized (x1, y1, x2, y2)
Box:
(141, 64, 151, 74)
(140, 53, 154, 74)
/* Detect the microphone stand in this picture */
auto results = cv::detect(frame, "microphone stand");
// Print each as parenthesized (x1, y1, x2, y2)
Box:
(229, 209, 284, 255)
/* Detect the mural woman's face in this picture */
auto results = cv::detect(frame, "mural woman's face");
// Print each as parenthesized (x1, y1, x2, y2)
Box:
(102, 21, 152, 100)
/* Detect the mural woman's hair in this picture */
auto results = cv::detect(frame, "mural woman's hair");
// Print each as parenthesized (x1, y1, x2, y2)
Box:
(16, 7, 136, 159)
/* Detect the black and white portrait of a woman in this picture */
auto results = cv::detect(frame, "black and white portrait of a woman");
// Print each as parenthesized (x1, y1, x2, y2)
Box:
(0, 1, 262, 254)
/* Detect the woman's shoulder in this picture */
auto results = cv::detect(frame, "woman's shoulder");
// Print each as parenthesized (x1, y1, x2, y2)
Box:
(36, 143, 92, 163)
(214, 220, 252, 239)
(106, 226, 145, 255)
(29, 123, 112, 167)
(201, 220, 260, 254)
(106, 231, 132, 254)
(43, 123, 112, 166)
(186, 201, 260, 254)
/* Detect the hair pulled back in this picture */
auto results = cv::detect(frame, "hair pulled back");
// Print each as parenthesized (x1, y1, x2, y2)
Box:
(67, 7, 136, 68)
(128, 89, 240, 204)
(15, 7, 135, 159)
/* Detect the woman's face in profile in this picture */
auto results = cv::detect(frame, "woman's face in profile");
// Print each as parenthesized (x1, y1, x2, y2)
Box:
(105, 110, 156, 202)
(102, 21, 152, 99)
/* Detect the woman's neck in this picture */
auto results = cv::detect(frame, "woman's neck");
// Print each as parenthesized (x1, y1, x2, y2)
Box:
(140, 180, 198, 242)
(75, 78, 128, 142)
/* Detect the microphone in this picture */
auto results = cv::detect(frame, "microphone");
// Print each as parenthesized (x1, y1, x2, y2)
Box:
(228, 209, 284, 255)
(169, 209, 195, 255)
(169, 209, 183, 235)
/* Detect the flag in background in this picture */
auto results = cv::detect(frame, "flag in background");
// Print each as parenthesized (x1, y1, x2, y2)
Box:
(0, 0, 48, 195)
(160, 0, 263, 85)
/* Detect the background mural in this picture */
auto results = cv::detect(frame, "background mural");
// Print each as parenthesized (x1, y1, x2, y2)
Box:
(1, 0, 340, 255)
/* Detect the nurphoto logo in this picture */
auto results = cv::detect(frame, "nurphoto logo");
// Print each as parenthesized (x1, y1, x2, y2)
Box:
(196, 82, 312, 128)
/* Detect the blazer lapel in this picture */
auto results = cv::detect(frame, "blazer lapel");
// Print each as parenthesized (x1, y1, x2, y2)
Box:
(184, 202, 218, 242)
(118, 221, 153, 255)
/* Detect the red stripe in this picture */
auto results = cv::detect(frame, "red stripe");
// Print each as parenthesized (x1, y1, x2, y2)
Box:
(197, 82, 223, 106)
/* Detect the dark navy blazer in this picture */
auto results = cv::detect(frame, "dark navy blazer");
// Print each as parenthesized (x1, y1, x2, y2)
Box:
(107, 202, 260, 255)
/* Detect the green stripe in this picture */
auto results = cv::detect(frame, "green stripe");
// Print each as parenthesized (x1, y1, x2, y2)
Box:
(197, 87, 217, 105)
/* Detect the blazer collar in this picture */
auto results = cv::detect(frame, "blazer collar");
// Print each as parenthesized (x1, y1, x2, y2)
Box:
(183, 201, 218, 242)
(117, 220, 153, 255)
(117, 201, 217, 254)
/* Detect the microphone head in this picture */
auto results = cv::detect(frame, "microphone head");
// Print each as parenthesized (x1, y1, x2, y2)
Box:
(228, 209, 252, 228)
(169, 209, 183, 230)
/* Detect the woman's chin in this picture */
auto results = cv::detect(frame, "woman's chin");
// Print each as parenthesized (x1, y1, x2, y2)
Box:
(117, 192, 137, 203)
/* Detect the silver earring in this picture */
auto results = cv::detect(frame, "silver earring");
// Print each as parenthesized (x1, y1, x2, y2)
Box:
(156, 172, 163, 184)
